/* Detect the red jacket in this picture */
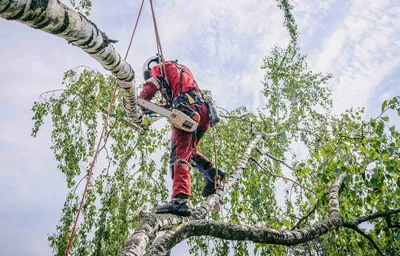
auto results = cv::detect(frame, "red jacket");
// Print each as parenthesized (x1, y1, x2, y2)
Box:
(139, 61, 201, 101)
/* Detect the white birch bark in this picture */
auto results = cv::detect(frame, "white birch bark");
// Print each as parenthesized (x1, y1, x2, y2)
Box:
(0, 0, 142, 122)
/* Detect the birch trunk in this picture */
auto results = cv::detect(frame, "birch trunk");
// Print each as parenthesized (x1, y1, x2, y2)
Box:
(0, 0, 142, 122)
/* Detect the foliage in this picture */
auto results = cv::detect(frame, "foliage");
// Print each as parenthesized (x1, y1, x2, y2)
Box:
(33, 69, 170, 255)
(69, 0, 92, 16)
(30, 0, 400, 255)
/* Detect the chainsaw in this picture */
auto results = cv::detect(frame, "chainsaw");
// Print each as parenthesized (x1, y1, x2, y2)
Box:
(137, 99, 200, 132)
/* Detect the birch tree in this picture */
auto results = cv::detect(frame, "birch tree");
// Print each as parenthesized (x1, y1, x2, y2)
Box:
(1, 0, 400, 255)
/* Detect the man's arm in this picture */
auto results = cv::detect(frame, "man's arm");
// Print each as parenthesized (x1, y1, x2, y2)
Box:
(139, 78, 160, 101)
(139, 65, 162, 101)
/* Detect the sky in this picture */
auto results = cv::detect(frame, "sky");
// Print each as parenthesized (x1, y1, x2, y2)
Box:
(0, 0, 399, 255)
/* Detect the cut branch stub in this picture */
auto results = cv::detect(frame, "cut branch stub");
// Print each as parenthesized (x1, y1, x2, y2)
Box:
(0, 0, 142, 123)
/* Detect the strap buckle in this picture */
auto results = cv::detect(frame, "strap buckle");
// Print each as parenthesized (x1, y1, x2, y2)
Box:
(214, 174, 221, 189)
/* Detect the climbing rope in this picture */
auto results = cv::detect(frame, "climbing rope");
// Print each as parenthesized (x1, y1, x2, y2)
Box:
(212, 126, 221, 189)
(64, 0, 145, 255)
(149, 0, 167, 78)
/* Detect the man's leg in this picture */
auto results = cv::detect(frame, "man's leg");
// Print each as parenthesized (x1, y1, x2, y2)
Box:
(155, 127, 194, 216)
(171, 127, 193, 198)
(192, 130, 214, 171)
(192, 130, 226, 198)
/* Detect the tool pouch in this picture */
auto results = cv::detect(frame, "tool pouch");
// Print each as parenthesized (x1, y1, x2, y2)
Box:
(205, 100, 220, 127)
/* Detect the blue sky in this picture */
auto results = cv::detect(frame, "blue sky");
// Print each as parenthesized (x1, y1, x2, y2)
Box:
(0, 0, 399, 255)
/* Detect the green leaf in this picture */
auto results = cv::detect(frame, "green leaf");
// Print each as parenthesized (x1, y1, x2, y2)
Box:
(282, 219, 291, 228)
(381, 100, 388, 112)
(342, 155, 351, 162)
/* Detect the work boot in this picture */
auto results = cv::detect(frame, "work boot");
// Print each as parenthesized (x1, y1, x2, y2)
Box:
(154, 196, 193, 216)
(202, 168, 226, 198)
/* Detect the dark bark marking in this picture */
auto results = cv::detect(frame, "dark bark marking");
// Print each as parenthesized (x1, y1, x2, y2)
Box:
(103, 52, 118, 66)
(5, 4, 26, 20)
(88, 39, 106, 55)
(21, 12, 36, 22)
(0, 1, 12, 14)
(21, 0, 49, 22)
(109, 55, 122, 70)
(77, 29, 94, 49)
(85, 28, 100, 53)
(30, 0, 49, 10)
(52, 12, 69, 34)
(99, 51, 114, 67)
(32, 15, 51, 29)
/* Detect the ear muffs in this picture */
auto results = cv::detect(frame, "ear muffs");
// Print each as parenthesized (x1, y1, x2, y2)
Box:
(142, 55, 160, 81)
(143, 69, 152, 81)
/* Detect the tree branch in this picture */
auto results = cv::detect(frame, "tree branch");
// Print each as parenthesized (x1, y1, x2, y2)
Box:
(386, 216, 400, 229)
(291, 200, 319, 230)
(348, 208, 400, 226)
(0, 0, 142, 123)
(146, 174, 346, 255)
(297, 128, 324, 142)
(339, 209, 400, 256)
(342, 223, 384, 256)
(249, 157, 316, 195)
(256, 147, 295, 171)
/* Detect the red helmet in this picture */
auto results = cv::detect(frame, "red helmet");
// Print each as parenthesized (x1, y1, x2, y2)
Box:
(142, 55, 160, 80)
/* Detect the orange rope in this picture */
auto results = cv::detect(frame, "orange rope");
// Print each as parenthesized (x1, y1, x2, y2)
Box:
(64, 0, 145, 254)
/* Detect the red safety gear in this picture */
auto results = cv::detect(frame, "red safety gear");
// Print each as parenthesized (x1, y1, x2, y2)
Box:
(139, 60, 213, 198)
(170, 104, 211, 197)
(139, 61, 200, 101)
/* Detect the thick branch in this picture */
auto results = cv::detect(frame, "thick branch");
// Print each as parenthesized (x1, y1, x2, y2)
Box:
(120, 132, 279, 256)
(0, 0, 142, 122)
(342, 223, 384, 256)
(348, 208, 400, 226)
(147, 174, 346, 254)
(118, 213, 185, 256)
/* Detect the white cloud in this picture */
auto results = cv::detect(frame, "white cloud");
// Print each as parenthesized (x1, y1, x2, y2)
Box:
(310, 0, 400, 114)
(313, 29, 346, 72)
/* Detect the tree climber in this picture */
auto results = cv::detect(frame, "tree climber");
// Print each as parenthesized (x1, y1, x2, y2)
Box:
(139, 56, 225, 216)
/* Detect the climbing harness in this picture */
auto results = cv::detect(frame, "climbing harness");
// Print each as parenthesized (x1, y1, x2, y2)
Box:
(63, 0, 145, 255)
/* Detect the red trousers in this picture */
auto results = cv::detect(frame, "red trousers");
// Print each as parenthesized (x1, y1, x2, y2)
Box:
(170, 103, 213, 197)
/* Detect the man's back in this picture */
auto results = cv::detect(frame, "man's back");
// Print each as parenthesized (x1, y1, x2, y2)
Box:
(150, 61, 200, 99)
